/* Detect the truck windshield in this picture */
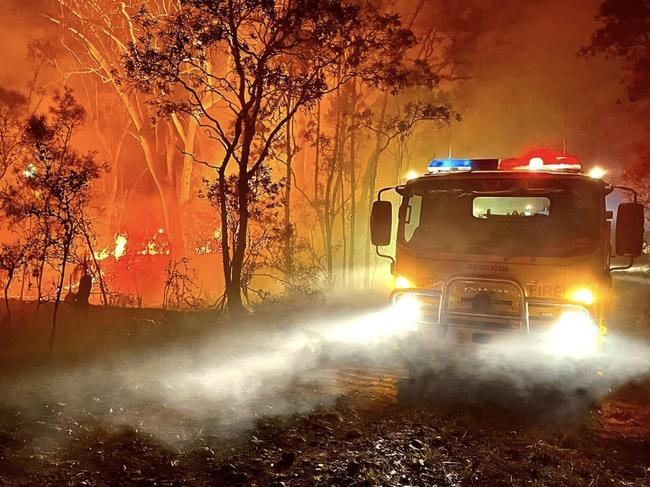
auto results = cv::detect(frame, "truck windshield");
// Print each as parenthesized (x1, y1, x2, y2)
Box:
(398, 178, 602, 258)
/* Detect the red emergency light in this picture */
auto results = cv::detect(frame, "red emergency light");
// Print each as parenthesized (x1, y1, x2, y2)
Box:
(498, 149, 582, 172)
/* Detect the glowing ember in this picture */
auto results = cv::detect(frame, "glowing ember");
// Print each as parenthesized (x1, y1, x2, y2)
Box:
(94, 248, 110, 261)
(22, 163, 37, 178)
(195, 241, 217, 254)
(137, 230, 170, 255)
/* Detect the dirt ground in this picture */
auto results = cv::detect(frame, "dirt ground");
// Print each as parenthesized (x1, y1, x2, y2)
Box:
(0, 278, 649, 486)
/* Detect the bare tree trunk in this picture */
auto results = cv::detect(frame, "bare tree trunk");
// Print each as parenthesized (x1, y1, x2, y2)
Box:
(4, 277, 11, 322)
(224, 114, 255, 313)
(179, 117, 198, 204)
(217, 166, 234, 311)
(284, 97, 294, 279)
(361, 94, 389, 289)
(20, 267, 26, 301)
(35, 224, 50, 308)
(348, 79, 357, 287)
(314, 101, 321, 201)
(82, 229, 109, 306)
(140, 133, 184, 253)
(324, 77, 344, 287)
(336, 102, 347, 286)
(227, 166, 249, 313)
(312, 102, 328, 272)
(324, 152, 336, 287)
(394, 135, 407, 185)
(35, 252, 46, 309)
(338, 167, 347, 286)
(50, 238, 71, 352)
(323, 195, 334, 287)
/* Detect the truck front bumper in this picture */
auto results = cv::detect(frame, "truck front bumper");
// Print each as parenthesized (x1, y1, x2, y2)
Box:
(391, 283, 601, 359)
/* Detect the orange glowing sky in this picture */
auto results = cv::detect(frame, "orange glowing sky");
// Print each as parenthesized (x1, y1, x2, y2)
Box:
(1, 0, 645, 174)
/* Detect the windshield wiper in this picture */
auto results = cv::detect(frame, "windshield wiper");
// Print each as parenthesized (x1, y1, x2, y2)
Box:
(459, 188, 567, 197)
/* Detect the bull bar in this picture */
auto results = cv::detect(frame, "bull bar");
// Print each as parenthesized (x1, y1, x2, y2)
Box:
(390, 276, 592, 335)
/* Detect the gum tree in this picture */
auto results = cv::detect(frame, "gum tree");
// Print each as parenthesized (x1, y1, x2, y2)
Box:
(124, 0, 418, 312)
(0, 242, 30, 321)
(582, 0, 650, 102)
(50, 0, 199, 250)
(2, 89, 104, 349)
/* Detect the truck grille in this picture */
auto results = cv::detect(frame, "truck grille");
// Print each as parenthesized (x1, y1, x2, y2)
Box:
(442, 278, 526, 331)
(418, 294, 440, 324)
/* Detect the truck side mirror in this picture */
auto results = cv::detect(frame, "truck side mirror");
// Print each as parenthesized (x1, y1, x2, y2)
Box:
(370, 200, 392, 246)
(616, 202, 645, 257)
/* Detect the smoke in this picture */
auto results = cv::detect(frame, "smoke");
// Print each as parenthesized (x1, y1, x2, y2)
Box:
(1, 296, 649, 453)
(398, 331, 650, 424)
(403, 0, 650, 173)
(0, 0, 51, 88)
(1, 0, 645, 171)
(0, 300, 406, 445)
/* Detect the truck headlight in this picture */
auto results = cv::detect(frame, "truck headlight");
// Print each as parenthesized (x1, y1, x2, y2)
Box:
(392, 294, 421, 329)
(570, 288, 595, 305)
(394, 293, 421, 313)
(547, 310, 599, 357)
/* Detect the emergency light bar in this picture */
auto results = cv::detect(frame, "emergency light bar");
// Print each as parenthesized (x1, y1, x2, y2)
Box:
(426, 150, 582, 174)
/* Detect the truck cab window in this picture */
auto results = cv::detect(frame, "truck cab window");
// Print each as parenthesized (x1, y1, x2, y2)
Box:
(473, 196, 551, 218)
(404, 194, 422, 241)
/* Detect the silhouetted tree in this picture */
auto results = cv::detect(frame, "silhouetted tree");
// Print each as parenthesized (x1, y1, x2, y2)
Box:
(0, 241, 30, 321)
(2, 89, 104, 350)
(582, 0, 650, 102)
(124, 0, 419, 312)
(204, 164, 283, 306)
(162, 257, 199, 310)
(358, 100, 457, 287)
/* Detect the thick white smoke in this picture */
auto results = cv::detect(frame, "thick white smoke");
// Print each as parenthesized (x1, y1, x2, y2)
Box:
(1, 297, 649, 447)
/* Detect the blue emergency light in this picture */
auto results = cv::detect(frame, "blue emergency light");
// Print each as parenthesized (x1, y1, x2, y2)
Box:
(427, 158, 472, 172)
(427, 158, 499, 173)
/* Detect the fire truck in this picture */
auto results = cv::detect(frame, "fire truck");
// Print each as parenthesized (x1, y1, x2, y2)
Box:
(370, 150, 645, 362)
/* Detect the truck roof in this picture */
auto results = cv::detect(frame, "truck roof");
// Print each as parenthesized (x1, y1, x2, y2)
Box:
(413, 170, 600, 180)
(403, 170, 609, 190)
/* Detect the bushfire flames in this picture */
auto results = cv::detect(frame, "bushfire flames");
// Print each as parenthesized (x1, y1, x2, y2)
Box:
(94, 229, 191, 262)
(94, 234, 128, 262)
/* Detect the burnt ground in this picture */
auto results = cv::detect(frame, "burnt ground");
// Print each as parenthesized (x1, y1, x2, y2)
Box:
(0, 278, 649, 486)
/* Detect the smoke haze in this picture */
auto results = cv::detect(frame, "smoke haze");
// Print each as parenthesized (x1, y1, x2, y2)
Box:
(2, 0, 645, 171)
(2, 299, 648, 450)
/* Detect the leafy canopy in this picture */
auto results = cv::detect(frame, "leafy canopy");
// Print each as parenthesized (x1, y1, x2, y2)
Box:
(582, 0, 650, 102)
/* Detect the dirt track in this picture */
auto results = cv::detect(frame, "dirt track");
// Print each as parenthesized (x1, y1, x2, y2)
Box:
(0, 277, 649, 486)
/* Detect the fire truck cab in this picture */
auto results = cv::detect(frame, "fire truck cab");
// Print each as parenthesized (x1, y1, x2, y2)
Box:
(370, 151, 645, 359)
